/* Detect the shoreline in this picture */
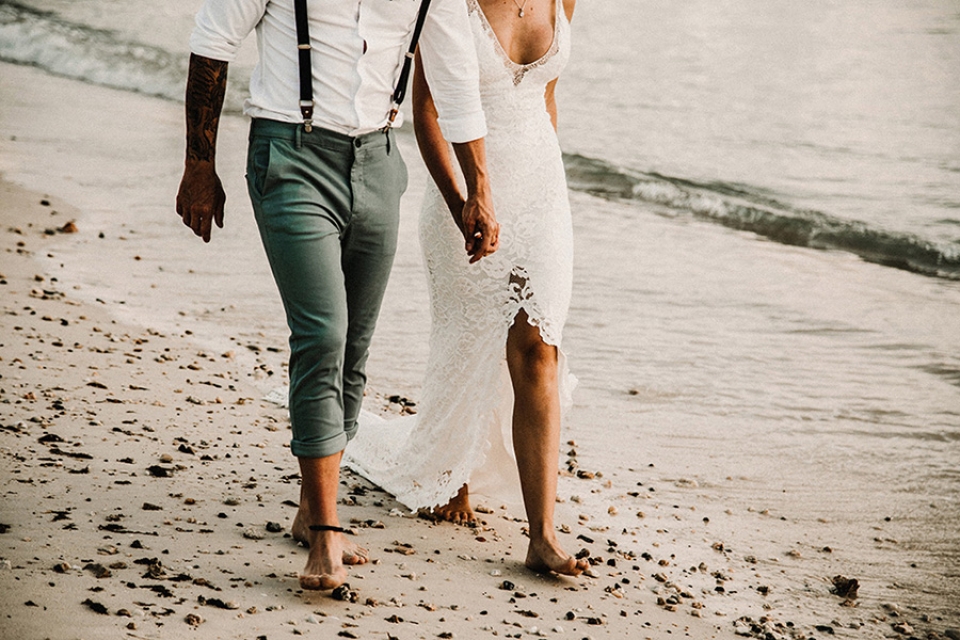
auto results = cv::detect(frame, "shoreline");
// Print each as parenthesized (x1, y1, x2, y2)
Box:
(1, 59, 957, 639)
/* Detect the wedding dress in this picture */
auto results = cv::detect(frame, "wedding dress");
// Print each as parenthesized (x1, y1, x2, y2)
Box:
(345, 0, 574, 511)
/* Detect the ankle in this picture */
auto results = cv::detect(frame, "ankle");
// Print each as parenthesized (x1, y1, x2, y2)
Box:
(526, 518, 556, 537)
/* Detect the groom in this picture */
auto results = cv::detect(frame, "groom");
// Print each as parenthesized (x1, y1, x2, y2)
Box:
(175, 0, 499, 590)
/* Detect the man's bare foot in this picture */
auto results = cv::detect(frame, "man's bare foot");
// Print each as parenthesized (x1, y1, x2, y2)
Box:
(431, 484, 476, 527)
(292, 509, 369, 565)
(524, 535, 588, 577)
(299, 525, 348, 591)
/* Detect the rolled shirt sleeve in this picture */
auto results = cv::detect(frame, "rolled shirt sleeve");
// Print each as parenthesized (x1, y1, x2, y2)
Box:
(418, 0, 487, 143)
(190, 0, 267, 63)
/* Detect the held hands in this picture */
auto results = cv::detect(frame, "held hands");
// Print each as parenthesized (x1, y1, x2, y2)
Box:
(176, 160, 225, 243)
(457, 190, 500, 264)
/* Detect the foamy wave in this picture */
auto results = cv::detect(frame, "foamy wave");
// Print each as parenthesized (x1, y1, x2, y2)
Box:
(563, 153, 960, 280)
(0, 1, 245, 111)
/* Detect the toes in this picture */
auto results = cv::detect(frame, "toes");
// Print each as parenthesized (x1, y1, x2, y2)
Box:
(342, 545, 369, 566)
(556, 557, 587, 577)
(525, 544, 587, 577)
(421, 507, 466, 525)
(442, 510, 476, 527)
(298, 573, 342, 591)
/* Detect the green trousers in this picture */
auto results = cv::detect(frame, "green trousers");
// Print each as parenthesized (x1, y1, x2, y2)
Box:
(246, 118, 407, 458)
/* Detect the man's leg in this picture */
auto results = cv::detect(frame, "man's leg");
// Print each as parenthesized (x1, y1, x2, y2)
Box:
(296, 453, 347, 589)
(246, 121, 362, 589)
(293, 130, 405, 587)
(340, 130, 405, 436)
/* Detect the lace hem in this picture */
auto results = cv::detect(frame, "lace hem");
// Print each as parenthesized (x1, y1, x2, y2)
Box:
(344, 344, 577, 512)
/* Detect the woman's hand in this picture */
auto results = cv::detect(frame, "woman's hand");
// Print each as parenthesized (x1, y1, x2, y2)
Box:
(459, 190, 499, 263)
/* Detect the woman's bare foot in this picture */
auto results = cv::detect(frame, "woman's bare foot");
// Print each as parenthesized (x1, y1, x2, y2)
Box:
(524, 535, 588, 576)
(298, 526, 348, 591)
(431, 484, 477, 527)
(292, 509, 369, 565)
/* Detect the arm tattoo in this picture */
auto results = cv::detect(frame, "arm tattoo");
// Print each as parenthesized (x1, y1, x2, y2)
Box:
(185, 53, 229, 163)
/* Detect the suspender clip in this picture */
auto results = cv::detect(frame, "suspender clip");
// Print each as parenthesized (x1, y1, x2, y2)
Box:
(300, 99, 314, 133)
(380, 105, 400, 134)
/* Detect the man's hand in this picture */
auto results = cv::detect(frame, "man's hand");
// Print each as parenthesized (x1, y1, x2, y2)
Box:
(177, 53, 228, 243)
(459, 189, 499, 264)
(176, 160, 225, 243)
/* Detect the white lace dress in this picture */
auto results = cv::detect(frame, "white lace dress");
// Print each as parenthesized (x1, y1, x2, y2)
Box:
(345, 0, 574, 511)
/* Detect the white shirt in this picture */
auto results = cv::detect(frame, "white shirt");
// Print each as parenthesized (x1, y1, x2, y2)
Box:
(190, 0, 487, 143)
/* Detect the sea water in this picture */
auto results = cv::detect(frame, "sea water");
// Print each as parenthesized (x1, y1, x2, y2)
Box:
(1, 0, 958, 621)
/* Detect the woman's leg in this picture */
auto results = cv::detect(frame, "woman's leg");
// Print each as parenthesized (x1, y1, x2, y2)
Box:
(506, 309, 587, 576)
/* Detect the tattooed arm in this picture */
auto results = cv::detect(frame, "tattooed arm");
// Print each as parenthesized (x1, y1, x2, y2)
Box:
(176, 53, 229, 243)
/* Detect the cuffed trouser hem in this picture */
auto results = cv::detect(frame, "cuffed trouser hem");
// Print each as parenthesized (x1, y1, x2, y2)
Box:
(290, 431, 350, 459)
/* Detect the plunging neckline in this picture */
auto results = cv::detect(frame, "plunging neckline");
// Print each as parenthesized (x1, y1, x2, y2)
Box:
(473, 0, 561, 69)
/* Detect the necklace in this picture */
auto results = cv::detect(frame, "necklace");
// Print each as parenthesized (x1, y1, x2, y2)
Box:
(510, 0, 530, 18)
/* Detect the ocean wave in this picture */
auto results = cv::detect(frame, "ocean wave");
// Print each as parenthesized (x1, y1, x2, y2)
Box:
(0, 1, 245, 111)
(563, 152, 960, 280)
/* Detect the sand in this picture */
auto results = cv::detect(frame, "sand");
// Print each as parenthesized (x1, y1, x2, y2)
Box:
(1, 60, 956, 640)
(0, 183, 738, 640)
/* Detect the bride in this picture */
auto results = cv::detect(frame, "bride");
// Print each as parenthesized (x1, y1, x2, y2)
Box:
(347, 0, 585, 576)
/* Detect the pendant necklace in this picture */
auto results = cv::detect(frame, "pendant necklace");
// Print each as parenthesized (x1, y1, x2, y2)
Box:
(511, 0, 530, 18)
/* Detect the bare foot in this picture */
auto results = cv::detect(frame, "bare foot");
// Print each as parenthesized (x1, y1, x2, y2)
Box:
(292, 509, 369, 565)
(298, 526, 348, 591)
(431, 484, 477, 527)
(524, 535, 588, 577)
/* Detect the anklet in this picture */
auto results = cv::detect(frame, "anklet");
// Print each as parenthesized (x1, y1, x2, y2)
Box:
(308, 524, 347, 533)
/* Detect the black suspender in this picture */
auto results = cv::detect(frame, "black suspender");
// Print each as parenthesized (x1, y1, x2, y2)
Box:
(386, 0, 433, 127)
(293, 0, 434, 133)
(293, 0, 313, 131)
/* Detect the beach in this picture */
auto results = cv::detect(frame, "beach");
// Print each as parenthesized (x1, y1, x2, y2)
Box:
(1, 58, 957, 640)
(2, 179, 740, 640)
(0, 185, 936, 640)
